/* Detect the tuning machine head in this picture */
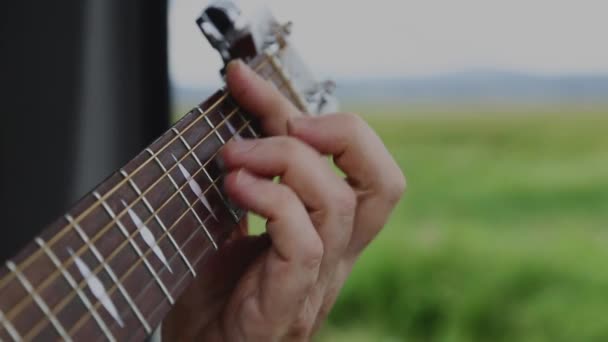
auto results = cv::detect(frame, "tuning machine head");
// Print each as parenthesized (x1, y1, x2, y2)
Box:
(197, 1, 338, 115)
(197, 1, 288, 66)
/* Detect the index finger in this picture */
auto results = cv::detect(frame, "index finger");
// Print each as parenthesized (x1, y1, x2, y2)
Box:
(226, 60, 302, 136)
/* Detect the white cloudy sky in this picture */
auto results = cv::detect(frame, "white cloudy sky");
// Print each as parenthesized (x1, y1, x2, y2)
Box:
(169, 0, 608, 87)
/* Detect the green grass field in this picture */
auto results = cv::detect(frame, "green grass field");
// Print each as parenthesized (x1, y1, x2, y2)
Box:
(315, 106, 608, 341)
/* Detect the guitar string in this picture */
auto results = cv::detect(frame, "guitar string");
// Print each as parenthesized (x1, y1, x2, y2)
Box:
(16, 67, 288, 339)
(97, 211, 217, 342)
(20, 110, 252, 340)
(65, 118, 255, 339)
(0, 56, 271, 293)
(0, 56, 267, 292)
(107, 114, 284, 336)
(115, 219, 214, 342)
(2, 101, 244, 323)
(81, 71, 293, 337)
(7, 59, 287, 337)
(0, 56, 273, 319)
(6, 94, 252, 318)
(20, 108, 245, 334)
(115, 215, 216, 342)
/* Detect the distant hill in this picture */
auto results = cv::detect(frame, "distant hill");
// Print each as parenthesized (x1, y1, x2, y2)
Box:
(172, 71, 608, 109)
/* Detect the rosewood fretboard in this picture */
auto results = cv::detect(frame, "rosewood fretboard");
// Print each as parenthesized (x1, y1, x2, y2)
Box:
(0, 54, 299, 341)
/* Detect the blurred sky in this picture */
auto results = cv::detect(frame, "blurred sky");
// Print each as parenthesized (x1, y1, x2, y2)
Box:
(169, 0, 608, 87)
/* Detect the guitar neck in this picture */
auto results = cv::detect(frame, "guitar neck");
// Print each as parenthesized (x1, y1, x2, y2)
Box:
(0, 54, 295, 341)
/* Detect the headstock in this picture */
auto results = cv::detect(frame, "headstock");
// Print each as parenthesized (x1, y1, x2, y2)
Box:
(197, 1, 338, 115)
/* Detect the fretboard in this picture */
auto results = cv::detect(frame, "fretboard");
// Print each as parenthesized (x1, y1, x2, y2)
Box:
(0, 53, 299, 341)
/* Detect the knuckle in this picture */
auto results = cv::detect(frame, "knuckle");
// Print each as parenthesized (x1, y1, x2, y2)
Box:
(288, 301, 316, 339)
(274, 184, 299, 210)
(237, 298, 271, 339)
(274, 136, 324, 172)
(332, 185, 357, 218)
(301, 237, 324, 272)
(269, 257, 294, 282)
(289, 317, 313, 339)
(379, 168, 407, 205)
(275, 136, 304, 156)
(316, 299, 335, 324)
(339, 112, 367, 133)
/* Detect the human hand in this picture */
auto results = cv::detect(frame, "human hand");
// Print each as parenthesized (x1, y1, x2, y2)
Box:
(164, 60, 405, 341)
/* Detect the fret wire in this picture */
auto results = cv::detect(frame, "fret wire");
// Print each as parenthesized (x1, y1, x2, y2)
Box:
(1, 102, 251, 323)
(37, 117, 257, 339)
(145, 148, 199, 277)
(109, 194, 220, 333)
(23, 215, 151, 340)
(0, 91, 221, 290)
(67, 214, 150, 333)
(171, 127, 230, 208)
(149, 148, 217, 251)
(119, 170, 196, 277)
(144, 207, 229, 328)
(6, 261, 72, 341)
(215, 108, 248, 149)
(217, 110, 242, 141)
(92, 191, 175, 305)
(21, 63, 289, 336)
(64, 216, 150, 336)
(34, 238, 116, 342)
(170, 138, 219, 248)
(0, 103, 250, 334)
(223, 96, 260, 138)
(119, 171, 180, 271)
(241, 111, 260, 138)
(76, 200, 216, 337)
(50, 110, 245, 318)
(201, 112, 226, 145)
(137, 214, 215, 326)
(3, 70, 272, 338)
(0, 310, 21, 341)
(0, 56, 271, 293)
(70, 119, 254, 335)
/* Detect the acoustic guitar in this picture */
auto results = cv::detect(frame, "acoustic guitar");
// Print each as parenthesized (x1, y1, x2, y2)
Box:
(0, 2, 337, 340)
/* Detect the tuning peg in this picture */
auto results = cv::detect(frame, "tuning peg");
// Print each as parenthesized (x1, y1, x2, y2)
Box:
(322, 80, 336, 95)
(282, 21, 293, 35)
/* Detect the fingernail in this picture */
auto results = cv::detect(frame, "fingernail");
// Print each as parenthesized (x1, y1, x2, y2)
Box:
(215, 154, 226, 172)
(227, 139, 257, 155)
(233, 169, 256, 187)
(232, 169, 243, 186)
(224, 184, 239, 207)
(227, 59, 255, 78)
(220, 174, 239, 210)
(226, 59, 244, 74)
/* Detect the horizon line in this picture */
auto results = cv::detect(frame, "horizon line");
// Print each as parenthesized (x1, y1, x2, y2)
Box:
(171, 69, 608, 89)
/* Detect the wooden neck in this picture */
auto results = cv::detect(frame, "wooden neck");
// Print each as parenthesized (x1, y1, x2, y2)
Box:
(0, 54, 293, 341)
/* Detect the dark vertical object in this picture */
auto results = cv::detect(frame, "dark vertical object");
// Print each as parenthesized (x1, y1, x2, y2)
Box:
(0, 0, 169, 262)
